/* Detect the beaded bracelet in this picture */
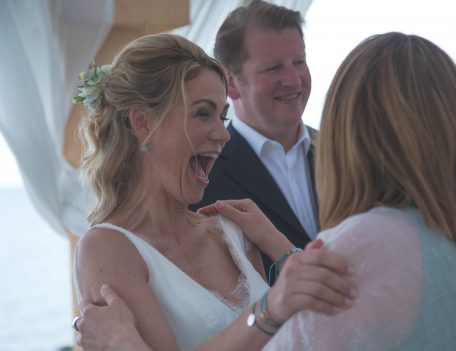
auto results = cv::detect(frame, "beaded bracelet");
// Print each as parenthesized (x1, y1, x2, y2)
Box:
(268, 247, 303, 285)
(259, 290, 282, 329)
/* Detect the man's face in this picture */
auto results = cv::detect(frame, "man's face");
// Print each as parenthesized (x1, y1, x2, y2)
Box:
(230, 27, 311, 147)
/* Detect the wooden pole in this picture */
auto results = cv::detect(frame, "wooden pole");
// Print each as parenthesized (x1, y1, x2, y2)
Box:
(68, 233, 83, 351)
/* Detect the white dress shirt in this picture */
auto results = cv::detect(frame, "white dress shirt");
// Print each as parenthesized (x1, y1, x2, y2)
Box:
(232, 117, 318, 239)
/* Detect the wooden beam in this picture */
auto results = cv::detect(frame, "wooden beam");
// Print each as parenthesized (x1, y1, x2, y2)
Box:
(63, 0, 189, 168)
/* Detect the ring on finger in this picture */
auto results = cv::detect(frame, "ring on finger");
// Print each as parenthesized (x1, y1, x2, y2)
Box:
(72, 315, 83, 332)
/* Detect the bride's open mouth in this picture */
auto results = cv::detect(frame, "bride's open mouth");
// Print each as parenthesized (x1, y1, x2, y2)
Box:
(189, 153, 219, 180)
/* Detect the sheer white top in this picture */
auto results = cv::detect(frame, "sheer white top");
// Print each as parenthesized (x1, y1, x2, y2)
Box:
(264, 207, 456, 351)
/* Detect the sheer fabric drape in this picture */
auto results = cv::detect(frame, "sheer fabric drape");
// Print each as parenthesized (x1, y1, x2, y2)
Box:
(0, 0, 113, 236)
(0, 0, 312, 238)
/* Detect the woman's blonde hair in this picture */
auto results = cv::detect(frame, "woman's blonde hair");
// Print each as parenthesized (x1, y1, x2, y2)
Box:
(79, 34, 227, 225)
(316, 32, 456, 239)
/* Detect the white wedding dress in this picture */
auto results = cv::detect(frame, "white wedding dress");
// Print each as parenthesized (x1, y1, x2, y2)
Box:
(75, 215, 269, 351)
(264, 207, 456, 351)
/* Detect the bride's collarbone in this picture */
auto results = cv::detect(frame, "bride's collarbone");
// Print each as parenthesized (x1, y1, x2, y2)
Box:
(160, 231, 227, 267)
(155, 230, 241, 292)
(151, 219, 224, 255)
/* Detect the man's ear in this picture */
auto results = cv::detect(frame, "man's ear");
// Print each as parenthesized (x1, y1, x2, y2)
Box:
(227, 72, 241, 100)
(128, 106, 151, 142)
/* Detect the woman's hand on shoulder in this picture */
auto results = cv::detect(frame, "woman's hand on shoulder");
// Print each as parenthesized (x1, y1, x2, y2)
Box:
(198, 199, 292, 259)
(77, 284, 151, 351)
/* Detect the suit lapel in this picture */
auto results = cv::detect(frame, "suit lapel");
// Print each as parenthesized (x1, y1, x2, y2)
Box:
(307, 127, 317, 190)
(221, 125, 305, 235)
(307, 132, 320, 231)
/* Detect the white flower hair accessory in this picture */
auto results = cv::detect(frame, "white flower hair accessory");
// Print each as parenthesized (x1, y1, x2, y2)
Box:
(73, 62, 112, 111)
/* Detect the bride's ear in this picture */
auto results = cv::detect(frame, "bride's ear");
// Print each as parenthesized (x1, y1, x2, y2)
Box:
(128, 106, 152, 142)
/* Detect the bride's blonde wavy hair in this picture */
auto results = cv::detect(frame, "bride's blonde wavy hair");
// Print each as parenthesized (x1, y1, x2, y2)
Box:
(79, 34, 227, 225)
(316, 32, 456, 239)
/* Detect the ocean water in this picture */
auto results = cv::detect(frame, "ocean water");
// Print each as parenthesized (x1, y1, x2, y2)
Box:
(0, 188, 73, 351)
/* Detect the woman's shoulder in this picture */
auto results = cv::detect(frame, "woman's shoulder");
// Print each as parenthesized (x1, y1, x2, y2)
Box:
(77, 222, 147, 271)
(75, 224, 149, 303)
(317, 207, 422, 272)
(79, 222, 133, 250)
(319, 207, 415, 244)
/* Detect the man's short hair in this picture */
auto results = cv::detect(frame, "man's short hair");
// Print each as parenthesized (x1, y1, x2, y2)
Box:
(214, 0, 304, 74)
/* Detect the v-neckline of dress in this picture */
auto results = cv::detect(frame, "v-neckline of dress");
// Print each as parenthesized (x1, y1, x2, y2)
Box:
(97, 216, 251, 313)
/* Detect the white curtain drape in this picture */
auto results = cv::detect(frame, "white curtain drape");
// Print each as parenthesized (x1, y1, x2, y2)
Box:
(0, 0, 113, 236)
(0, 0, 312, 238)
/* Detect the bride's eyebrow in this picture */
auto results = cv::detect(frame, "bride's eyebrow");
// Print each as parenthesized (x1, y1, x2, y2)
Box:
(192, 99, 229, 112)
(192, 99, 215, 108)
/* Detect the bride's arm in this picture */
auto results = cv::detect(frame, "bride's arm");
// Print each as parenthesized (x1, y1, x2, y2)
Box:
(76, 228, 180, 351)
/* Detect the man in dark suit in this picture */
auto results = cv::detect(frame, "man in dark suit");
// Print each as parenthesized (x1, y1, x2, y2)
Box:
(191, 1, 318, 276)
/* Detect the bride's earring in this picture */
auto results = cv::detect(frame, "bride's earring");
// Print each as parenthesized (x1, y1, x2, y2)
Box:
(140, 144, 150, 154)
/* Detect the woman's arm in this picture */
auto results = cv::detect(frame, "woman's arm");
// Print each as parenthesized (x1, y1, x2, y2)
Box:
(76, 228, 180, 350)
(198, 199, 294, 261)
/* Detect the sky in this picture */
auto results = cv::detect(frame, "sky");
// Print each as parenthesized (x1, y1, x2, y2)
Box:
(0, 0, 455, 187)
(304, 0, 456, 128)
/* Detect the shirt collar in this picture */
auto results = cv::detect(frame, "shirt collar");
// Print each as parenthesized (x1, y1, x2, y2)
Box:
(232, 116, 311, 156)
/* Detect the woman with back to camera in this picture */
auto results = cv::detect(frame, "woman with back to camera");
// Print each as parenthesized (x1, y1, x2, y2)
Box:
(213, 32, 456, 350)
(73, 33, 356, 350)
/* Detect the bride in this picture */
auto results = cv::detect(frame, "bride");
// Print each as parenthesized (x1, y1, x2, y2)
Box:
(73, 33, 355, 350)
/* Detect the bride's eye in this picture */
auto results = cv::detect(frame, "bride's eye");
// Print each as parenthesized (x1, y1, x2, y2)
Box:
(196, 109, 211, 119)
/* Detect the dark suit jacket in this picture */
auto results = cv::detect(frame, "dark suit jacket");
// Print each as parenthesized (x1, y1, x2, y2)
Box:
(190, 123, 318, 283)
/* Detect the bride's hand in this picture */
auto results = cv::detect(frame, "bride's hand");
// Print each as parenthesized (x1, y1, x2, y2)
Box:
(198, 198, 292, 260)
